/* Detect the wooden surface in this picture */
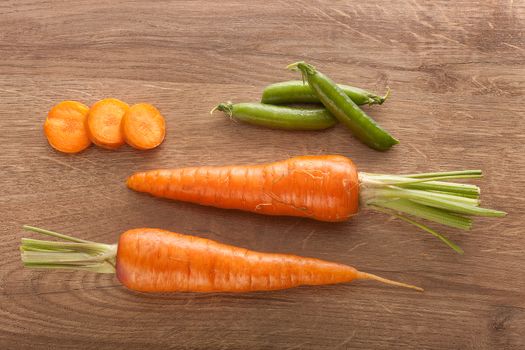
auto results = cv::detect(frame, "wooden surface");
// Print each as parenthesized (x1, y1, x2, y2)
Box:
(1, 1, 524, 349)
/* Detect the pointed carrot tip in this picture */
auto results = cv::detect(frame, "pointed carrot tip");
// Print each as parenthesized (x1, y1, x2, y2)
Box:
(357, 271, 423, 292)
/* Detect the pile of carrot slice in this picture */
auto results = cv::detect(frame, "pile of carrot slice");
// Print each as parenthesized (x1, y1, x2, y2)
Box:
(44, 99, 166, 153)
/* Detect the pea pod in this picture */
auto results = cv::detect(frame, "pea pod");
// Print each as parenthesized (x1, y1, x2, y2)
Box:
(212, 102, 336, 130)
(261, 80, 389, 106)
(288, 62, 398, 151)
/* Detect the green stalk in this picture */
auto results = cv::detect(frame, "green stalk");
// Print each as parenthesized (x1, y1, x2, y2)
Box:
(359, 171, 506, 253)
(371, 206, 464, 254)
(403, 170, 482, 179)
(368, 199, 472, 230)
(397, 181, 480, 198)
(23, 225, 91, 243)
(368, 187, 480, 207)
(360, 173, 481, 198)
(428, 190, 480, 199)
(20, 226, 117, 274)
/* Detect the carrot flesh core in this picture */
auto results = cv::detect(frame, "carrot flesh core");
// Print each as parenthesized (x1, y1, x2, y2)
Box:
(127, 155, 359, 222)
(122, 103, 166, 150)
(44, 101, 91, 153)
(87, 98, 129, 149)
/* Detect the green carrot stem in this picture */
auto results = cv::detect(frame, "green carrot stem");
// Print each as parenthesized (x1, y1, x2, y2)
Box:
(20, 238, 109, 253)
(368, 187, 480, 207)
(23, 262, 116, 273)
(368, 199, 472, 230)
(403, 170, 482, 179)
(428, 190, 480, 199)
(410, 197, 505, 217)
(359, 169, 506, 251)
(361, 173, 482, 188)
(396, 181, 480, 197)
(20, 226, 117, 274)
(23, 225, 92, 243)
(371, 206, 464, 254)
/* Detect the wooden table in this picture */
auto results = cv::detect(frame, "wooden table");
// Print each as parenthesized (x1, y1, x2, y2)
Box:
(1, 1, 524, 349)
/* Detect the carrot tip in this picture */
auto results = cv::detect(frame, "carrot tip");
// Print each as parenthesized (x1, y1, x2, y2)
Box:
(357, 271, 423, 292)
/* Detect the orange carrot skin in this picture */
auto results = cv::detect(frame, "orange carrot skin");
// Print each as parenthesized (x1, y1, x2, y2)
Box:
(116, 228, 358, 292)
(127, 155, 359, 222)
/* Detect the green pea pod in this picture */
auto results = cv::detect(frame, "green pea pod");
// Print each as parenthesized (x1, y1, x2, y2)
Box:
(261, 80, 389, 106)
(212, 102, 336, 130)
(287, 62, 399, 151)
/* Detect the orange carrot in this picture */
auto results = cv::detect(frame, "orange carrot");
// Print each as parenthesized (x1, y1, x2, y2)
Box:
(128, 155, 359, 222)
(127, 155, 506, 252)
(44, 101, 91, 153)
(20, 226, 422, 293)
(122, 103, 166, 150)
(87, 98, 129, 149)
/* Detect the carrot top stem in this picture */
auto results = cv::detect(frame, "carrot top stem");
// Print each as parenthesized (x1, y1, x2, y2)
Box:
(370, 206, 465, 254)
(359, 171, 506, 253)
(20, 225, 116, 273)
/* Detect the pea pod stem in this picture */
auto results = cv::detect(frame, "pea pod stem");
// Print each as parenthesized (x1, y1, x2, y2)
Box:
(288, 61, 398, 151)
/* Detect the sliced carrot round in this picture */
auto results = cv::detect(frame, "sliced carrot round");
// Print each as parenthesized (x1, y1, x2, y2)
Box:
(87, 98, 129, 149)
(122, 103, 166, 150)
(44, 101, 91, 153)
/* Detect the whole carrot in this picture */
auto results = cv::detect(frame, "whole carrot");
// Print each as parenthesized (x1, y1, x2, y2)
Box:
(127, 155, 506, 252)
(20, 226, 422, 293)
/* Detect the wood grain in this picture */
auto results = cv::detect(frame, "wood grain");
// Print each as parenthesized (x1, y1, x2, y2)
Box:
(1, 0, 524, 349)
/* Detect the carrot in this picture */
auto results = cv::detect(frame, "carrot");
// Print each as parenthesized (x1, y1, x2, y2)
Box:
(87, 98, 129, 149)
(20, 225, 422, 293)
(44, 101, 91, 153)
(128, 155, 359, 222)
(122, 103, 166, 150)
(127, 155, 506, 252)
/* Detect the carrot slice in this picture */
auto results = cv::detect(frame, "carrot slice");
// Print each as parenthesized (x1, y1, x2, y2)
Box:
(87, 98, 129, 149)
(44, 101, 91, 153)
(122, 103, 166, 150)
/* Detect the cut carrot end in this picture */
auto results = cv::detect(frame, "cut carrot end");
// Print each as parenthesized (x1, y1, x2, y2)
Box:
(356, 271, 423, 292)
(87, 98, 129, 150)
(44, 100, 91, 153)
(122, 103, 166, 150)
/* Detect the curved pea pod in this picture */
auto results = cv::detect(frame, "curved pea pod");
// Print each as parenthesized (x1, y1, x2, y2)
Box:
(212, 102, 336, 131)
(288, 62, 398, 151)
(261, 80, 389, 106)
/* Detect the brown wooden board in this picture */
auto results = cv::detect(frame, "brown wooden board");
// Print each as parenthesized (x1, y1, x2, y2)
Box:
(1, 0, 524, 349)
